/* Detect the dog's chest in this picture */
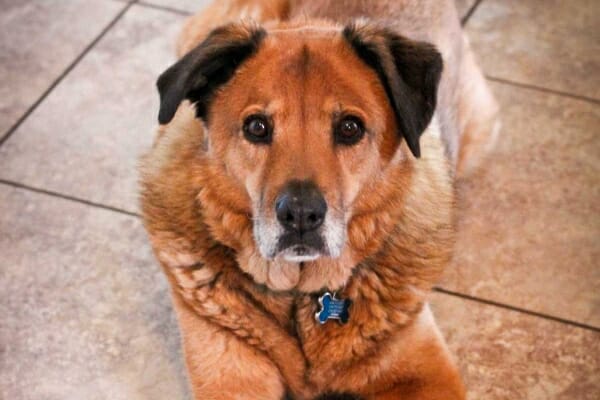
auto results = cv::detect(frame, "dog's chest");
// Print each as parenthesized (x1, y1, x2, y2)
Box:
(292, 295, 391, 389)
(252, 286, 380, 351)
(244, 276, 410, 392)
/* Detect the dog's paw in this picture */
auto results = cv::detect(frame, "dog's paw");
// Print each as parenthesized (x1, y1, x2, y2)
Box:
(314, 393, 363, 400)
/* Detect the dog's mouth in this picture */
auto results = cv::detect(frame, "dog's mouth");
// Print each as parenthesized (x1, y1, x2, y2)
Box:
(276, 231, 326, 262)
(278, 245, 322, 262)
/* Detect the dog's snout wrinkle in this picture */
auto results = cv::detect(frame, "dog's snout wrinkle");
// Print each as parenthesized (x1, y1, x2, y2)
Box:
(275, 180, 327, 234)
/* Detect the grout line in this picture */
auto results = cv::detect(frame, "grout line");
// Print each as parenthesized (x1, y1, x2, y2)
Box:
(136, 1, 193, 16)
(486, 75, 600, 104)
(434, 287, 600, 333)
(0, 179, 140, 218)
(461, 0, 485, 26)
(0, 1, 136, 148)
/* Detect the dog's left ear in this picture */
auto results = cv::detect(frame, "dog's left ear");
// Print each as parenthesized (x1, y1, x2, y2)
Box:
(343, 23, 443, 158)
(156, 23, 266, 125)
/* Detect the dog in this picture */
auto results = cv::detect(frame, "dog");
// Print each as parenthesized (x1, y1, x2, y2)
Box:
(139, 0, 499, 399)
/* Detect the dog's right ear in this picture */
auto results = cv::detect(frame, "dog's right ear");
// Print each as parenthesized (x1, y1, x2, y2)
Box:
(157, 23, 266, 125)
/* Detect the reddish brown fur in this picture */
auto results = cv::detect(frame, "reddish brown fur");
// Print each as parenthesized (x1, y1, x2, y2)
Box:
(140, 1, 498, 399)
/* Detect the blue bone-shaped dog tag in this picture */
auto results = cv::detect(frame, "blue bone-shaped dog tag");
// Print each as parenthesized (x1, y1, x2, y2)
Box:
(315, 292, 351, 325)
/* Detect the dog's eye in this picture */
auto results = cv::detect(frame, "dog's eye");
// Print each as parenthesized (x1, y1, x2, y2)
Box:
(335, 116, 365, 145)
(243, 114, 272, 144)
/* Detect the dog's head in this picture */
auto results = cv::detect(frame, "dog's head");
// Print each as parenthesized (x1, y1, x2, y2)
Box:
(155, 21, 442, 291)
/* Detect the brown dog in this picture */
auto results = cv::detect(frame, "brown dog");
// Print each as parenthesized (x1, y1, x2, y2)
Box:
(140, 1, 498, 399)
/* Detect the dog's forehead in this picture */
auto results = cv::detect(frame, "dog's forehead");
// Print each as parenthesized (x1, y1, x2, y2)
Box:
(244, 30, 372, 84)
(220, 29, 389, 128)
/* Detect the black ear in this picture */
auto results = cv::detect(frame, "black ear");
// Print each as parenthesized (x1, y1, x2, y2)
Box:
(343, 23, 443, 157)
(157, 23, 266, 125)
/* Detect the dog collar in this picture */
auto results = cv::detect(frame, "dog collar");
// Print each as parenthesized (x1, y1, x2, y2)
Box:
(315, 292, 351, 325)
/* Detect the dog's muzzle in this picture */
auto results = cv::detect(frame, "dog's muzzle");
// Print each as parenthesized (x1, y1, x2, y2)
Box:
(274, 180, 327, 261)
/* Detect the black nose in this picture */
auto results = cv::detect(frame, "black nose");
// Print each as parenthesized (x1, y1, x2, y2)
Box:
(275, 180, 327, 234)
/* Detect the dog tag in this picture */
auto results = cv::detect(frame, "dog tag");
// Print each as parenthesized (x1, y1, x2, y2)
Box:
(315, 292, 351, 325)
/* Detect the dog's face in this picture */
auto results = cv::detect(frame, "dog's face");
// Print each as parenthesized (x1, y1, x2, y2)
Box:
(207, 31, 400, 264)
(156, 21, 442, 290)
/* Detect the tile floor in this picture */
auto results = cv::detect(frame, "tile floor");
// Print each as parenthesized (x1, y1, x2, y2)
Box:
(0, 1, 598, 399)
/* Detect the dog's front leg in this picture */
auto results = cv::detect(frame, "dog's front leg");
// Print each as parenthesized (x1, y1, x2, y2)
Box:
(171, 291, 288, 400)
(369, 332, 466, 399)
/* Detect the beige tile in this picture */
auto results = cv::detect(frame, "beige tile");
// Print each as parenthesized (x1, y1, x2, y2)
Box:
(0, 5, 185, 213)
(0, 185, 190, 400)
(466, 0, 600, 99)
(454, 0, 477, 19)
(140, 0, 211, 13)
(431, 293, 600, 400)
(0, 0, 124, 137)
(441, 81, 600, 326)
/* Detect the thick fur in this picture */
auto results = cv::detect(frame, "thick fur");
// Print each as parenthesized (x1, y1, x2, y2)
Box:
(140, 1, 498, 399)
